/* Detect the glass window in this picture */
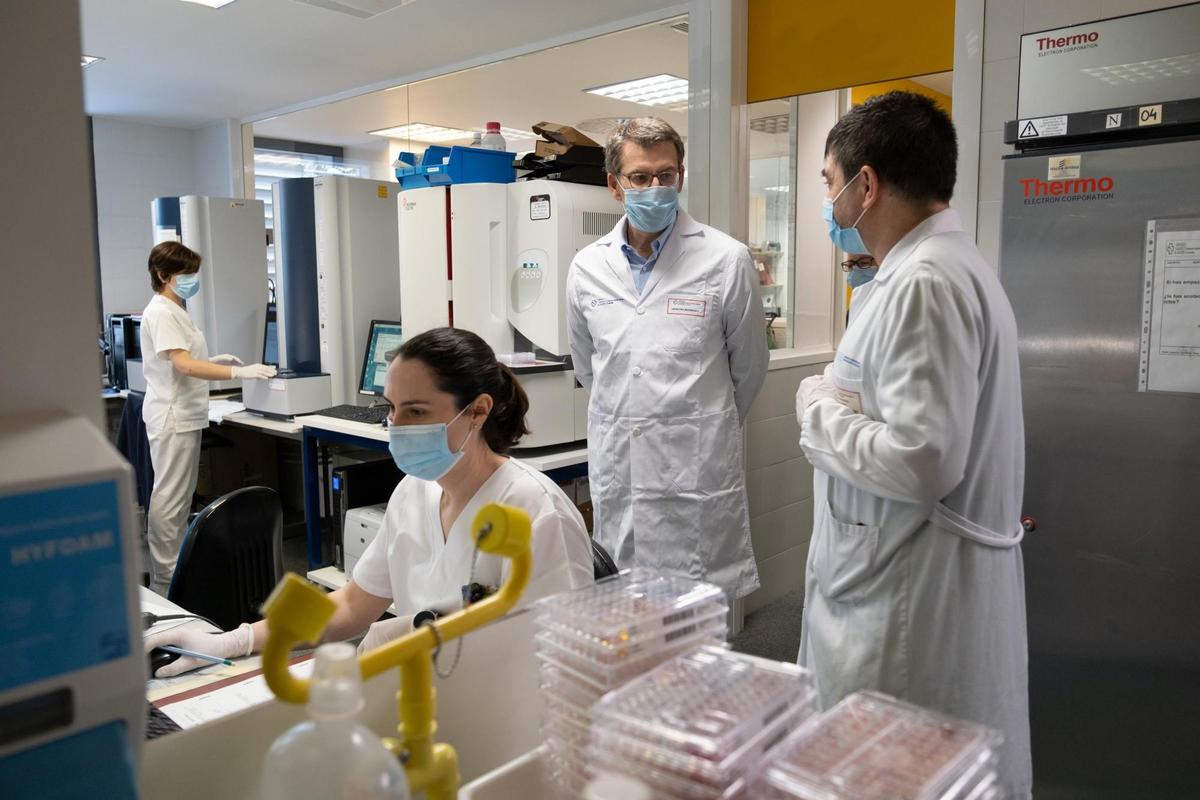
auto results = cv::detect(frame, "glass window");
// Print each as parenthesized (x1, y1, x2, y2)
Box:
(748, 100, 794, 350)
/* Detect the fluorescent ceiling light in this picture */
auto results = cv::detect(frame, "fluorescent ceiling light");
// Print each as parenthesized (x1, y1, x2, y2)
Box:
(81, 55, 104, 68)
(762, 185, 789, 192)
(368, 122, 537, 143)
(585, 74, 689, 112)
(178, 0, 239, 8)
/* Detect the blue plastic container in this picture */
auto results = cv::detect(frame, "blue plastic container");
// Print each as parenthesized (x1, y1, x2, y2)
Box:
(394, 145, 516, 190)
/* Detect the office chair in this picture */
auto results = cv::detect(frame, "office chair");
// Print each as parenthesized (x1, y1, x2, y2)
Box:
(590, 537, 619, 580)
(168, 486, 284, 631)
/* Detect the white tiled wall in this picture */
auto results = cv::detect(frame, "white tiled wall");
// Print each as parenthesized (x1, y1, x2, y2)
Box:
(93, 117, 243, 316)
(742, 361, 828, 614)
(971, 0, 1184, 268)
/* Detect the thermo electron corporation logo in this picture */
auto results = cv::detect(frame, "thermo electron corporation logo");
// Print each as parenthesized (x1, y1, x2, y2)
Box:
(1021, 176, 1115, 205)
(1037, 30, 1100, 56)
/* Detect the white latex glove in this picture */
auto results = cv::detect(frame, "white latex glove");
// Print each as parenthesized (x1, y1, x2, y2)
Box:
(208, 353, 244, 366)
(144, 623, 254, 677)
(357, 616, 413, 655)
(232, 363, 277, 380)
(795, 365, 840, 421)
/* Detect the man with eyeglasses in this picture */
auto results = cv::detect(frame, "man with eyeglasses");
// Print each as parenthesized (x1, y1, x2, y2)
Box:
(566, 117, 769, 603)
(841, 254, 879, 325)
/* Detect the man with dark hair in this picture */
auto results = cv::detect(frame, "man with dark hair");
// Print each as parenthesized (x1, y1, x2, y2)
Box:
(795, 92, 1031, 798)
(567, 117, 768, 602)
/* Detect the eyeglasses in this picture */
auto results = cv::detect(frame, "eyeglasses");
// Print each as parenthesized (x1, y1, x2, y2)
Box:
(620, 169, 681, 189)
(840, 258, 876, 273)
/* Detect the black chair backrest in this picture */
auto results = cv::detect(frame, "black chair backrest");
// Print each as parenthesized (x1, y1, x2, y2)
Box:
(591, 537, 619, 581)
(168, 486, 283, 631)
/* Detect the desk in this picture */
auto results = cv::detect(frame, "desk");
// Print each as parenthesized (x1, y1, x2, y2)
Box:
(138, 607, 542, 799)
(300, 415, 589, 569)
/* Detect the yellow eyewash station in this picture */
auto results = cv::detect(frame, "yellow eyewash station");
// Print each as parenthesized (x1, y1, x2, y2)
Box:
(258, 502, 533, 800)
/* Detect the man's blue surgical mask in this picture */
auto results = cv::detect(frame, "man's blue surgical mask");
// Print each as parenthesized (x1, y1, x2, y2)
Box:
(822, 171, 869, 255)
(623, 186, 679, 234)
(387, 405, 472, 481)
(173, 272, 200, 299)
(847, 267, 878, 289)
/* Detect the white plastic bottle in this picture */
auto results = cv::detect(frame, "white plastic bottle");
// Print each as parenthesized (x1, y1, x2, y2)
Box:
(480, 121, 507, 151)
(260, 642, 410, 800)
(469, 130, 483, 148)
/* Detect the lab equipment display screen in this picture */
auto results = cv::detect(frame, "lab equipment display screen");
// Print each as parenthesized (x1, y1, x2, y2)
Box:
(263, 303, 278, 366)
(359, 320, 403, 396)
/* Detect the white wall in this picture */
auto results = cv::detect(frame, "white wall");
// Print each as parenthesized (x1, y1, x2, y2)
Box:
(971, 0, 1184, 269)
(93, 117, 244, 315)
(343, 143, 394, 182)
(0, 2, 103, 429)
(743, 363, 825, 613)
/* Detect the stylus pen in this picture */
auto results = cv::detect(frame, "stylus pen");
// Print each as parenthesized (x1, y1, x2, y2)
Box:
(160, 645, 233, 666)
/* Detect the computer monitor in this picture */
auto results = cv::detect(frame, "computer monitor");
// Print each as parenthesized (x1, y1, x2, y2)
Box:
(358, 320, 403, 397)
(262, 302, 278, 366)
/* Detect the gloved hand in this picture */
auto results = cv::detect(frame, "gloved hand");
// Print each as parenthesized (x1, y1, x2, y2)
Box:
(357, 616, 413, 655)
(232, 363, 277, 380)
(208, 353, 244, 366)
(795, 365, 840, 421)
(144, 623, 254, 677)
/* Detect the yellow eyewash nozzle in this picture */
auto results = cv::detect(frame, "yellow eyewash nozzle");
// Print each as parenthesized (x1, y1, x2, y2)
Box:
(261, 572, 337, 645)
(471, 502, 531, 559)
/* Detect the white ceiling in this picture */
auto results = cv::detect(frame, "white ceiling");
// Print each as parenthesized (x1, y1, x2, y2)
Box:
(253, 18, 690, 151)
(79, 0, 685, 127)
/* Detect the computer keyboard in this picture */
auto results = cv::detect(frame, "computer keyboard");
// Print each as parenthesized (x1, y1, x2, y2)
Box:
(145, 703, 181, 740)
(311, 404, 390, 425)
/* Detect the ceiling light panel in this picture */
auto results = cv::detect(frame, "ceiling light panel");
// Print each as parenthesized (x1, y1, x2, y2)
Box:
(369, 123, 537, 143)
(750, 114, 790, 135)
(586, 74, 690, 113)
(178, 0, 239, 8)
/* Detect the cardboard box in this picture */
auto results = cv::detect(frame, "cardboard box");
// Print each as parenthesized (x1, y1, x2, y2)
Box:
(532, 122, 601, 157)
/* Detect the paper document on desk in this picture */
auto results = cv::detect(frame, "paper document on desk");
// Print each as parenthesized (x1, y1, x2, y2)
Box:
(208, 399, 245, 423)
(158, 659, 314, 729)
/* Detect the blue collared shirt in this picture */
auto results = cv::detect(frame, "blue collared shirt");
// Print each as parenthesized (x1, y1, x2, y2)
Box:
(619, 213, 677, 295)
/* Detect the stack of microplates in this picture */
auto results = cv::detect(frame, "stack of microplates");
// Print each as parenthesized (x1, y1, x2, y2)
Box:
(584, 645, 819, 799)
(756, 691, 1004, 800)
(533, 569, 731, 795)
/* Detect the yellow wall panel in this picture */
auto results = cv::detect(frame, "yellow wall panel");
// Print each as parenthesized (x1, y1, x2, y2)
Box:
(850, 78, 952, 113)
(748, 0, 955, 103)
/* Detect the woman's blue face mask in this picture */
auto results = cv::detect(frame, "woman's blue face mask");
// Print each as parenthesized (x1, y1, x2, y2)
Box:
(387, 405, 473, 481)
(173, 272, 200, 299)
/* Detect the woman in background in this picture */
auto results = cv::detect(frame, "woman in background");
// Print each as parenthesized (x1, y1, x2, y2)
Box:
(140, 241, 275, 594)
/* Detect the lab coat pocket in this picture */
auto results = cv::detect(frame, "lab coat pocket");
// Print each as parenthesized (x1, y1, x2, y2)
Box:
(812, 497, 881, 602)
(831, 357, 866, 415)
(662, 293, 718, 359)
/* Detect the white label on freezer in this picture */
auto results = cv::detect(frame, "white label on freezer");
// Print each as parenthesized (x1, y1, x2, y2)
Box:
(529, 194, 551, 221)
(1047, 155, 1081, 180)
(1018, 115, 1068, 139)
(1138, 105, 1163, 126)
(1105, 112, 1122, 129)
(1139, 219, 1200, 394)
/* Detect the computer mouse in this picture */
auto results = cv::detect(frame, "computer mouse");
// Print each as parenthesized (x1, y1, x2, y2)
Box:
(148, 647, 181, 676)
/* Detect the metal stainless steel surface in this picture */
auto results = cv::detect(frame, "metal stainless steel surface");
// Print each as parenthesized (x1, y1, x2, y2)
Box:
(998, 137, 1200, 667)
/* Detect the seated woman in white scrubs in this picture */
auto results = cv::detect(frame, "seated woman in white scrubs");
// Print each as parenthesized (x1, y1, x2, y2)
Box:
(140, 242, 276, 594)
(147, 327, 594, 675)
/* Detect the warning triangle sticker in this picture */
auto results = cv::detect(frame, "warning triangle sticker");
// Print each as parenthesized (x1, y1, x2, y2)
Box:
(1019, 120, 1039, 138)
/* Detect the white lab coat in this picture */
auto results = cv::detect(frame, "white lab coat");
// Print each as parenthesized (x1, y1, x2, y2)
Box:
(141, 293, 210, 592)
(567, 211, 769, 599)
(352, 458, 594, 626)
(797, 209, 1032, 798)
